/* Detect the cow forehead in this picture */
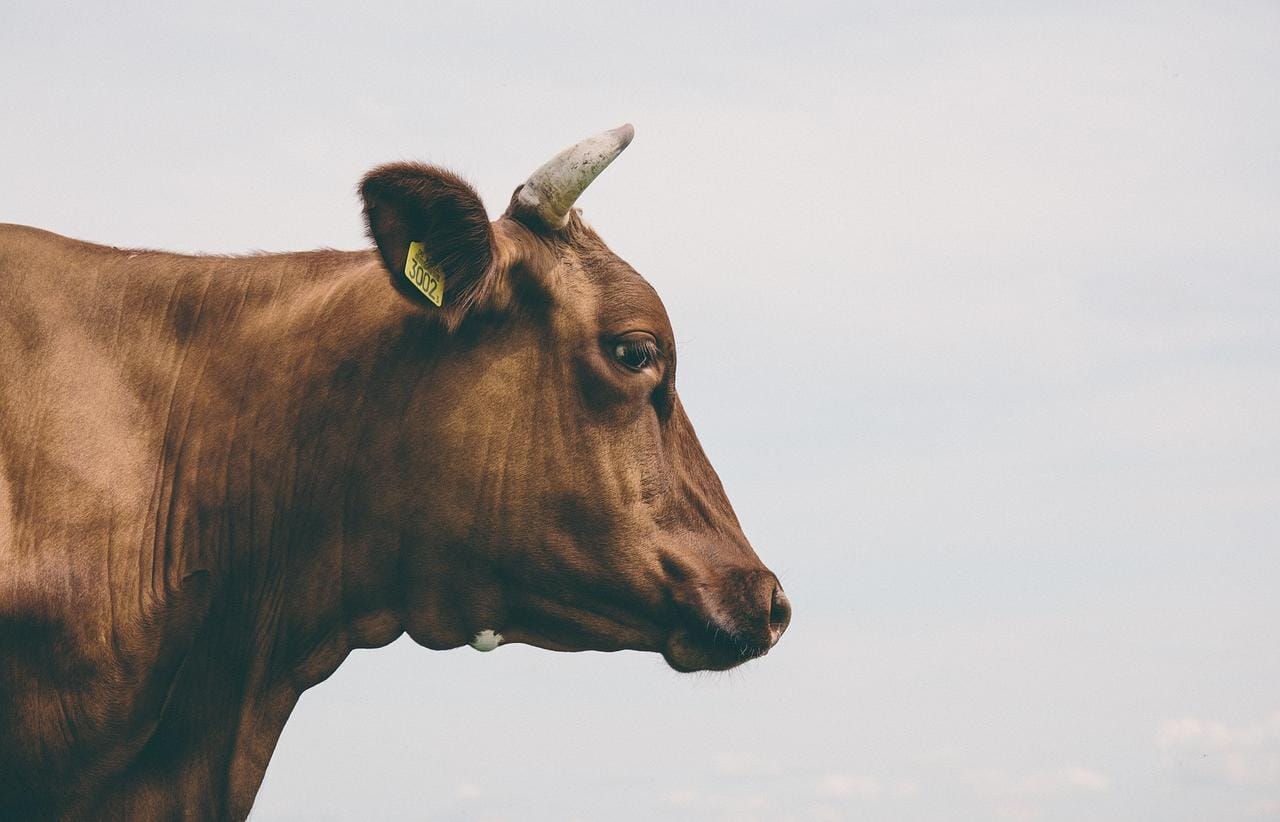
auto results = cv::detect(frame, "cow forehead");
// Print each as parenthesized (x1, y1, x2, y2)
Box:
(497, 215, 674, 341)
(559, 223, 674, 340)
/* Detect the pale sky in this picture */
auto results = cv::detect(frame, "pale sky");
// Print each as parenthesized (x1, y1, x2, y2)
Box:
(4, 2, 1279, 820)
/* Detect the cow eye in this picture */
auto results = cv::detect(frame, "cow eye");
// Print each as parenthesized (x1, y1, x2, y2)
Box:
(611, 334, 660, 372)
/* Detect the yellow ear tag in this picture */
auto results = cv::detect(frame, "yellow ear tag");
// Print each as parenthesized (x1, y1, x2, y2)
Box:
(403, 241, 444, 307)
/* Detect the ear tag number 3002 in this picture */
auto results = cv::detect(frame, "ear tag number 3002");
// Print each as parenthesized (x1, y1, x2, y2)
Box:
(404, 241, 444, 307)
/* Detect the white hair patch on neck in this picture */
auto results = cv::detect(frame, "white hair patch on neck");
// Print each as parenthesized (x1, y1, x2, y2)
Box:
(469, 629, 503, 652)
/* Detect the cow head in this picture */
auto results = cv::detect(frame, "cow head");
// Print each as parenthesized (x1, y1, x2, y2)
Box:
(357, 126, 789, 672)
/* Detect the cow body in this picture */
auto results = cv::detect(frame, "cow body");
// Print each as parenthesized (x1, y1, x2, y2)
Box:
(0, 127, 788, 820)
(0, 228, 398, 817)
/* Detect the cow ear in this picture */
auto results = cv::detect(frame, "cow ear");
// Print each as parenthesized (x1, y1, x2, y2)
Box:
(360, 164, 495, 327)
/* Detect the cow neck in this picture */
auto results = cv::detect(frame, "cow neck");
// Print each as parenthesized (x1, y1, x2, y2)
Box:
(117, 253, 428, 819)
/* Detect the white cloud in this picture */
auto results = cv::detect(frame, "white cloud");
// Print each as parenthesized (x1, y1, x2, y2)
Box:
(991, 802, 1038, 822)
(815, 773, 883, 800)
(964, 765, 1111, 799)
(455, 782, 484, 800)
(660, 789, 768, 818)
(890, 779, 921, 798)
(712, 751, 785, 778)
(1158, 711, 1280, 787)
(662, 788, 698, 807)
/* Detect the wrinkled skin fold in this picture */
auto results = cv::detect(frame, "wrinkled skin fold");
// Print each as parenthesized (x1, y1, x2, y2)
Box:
(0, 126, 788, 820)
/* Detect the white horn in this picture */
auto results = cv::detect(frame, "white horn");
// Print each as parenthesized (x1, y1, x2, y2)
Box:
(512, 124, 635, 230)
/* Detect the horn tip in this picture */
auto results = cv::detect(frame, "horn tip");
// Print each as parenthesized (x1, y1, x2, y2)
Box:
(611, 123, 635, 149)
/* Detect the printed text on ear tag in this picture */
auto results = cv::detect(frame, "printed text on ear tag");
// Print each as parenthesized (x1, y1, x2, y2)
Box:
(404, 241, 444, 306)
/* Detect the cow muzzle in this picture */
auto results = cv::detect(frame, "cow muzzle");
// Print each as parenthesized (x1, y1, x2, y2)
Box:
(663, 567, 791, 672)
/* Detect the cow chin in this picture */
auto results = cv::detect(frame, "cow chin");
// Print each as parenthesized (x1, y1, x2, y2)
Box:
(496, 601, 667, 658)
(661, 623, 773, 673)
(499, 623, 766, 673)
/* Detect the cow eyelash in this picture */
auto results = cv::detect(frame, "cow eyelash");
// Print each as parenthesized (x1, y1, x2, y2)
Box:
(612, 336, 662, 372)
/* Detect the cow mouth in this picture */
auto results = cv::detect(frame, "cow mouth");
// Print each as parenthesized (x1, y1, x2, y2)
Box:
(661, 620, 775, 673)
(478, 576, 790, 673)
(500, 616, 772, 673)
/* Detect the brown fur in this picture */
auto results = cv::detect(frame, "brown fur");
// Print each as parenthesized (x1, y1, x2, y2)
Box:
(0, 157, 788, 820)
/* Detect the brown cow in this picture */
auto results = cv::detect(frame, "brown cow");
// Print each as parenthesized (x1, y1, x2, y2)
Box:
(0, 125, 789, 820)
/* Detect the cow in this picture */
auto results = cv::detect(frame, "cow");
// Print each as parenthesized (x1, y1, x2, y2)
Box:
(0, 125, 790, 820)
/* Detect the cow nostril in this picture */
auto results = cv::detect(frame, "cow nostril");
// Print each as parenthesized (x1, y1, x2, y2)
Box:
(768, 585, 791, 645)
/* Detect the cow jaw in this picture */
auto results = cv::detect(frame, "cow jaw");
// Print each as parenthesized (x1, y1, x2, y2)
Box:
(438, 548, 791, 673)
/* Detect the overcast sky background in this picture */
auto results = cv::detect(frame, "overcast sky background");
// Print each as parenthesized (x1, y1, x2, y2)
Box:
(4, 2, 1279, 820)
